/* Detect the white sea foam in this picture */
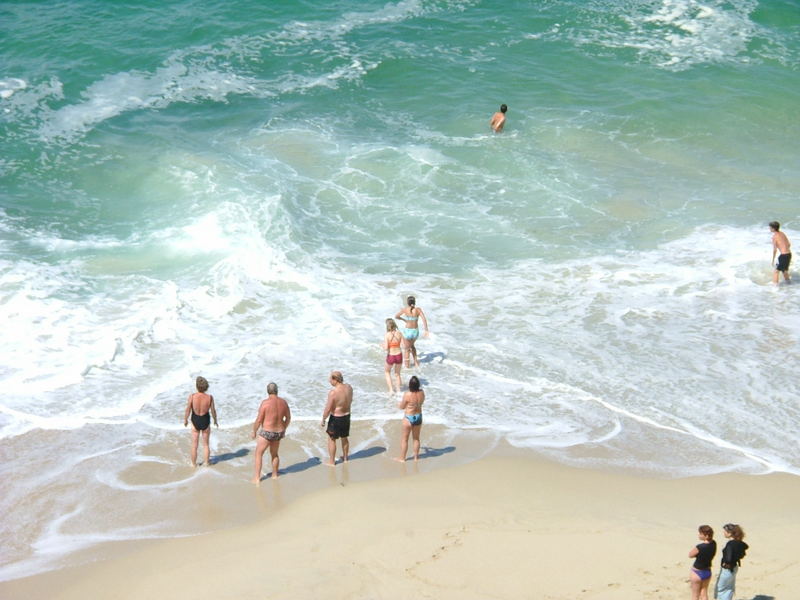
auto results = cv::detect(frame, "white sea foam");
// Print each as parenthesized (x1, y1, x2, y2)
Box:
(538, 0, 775, 70)
(0, 78, 27, 100)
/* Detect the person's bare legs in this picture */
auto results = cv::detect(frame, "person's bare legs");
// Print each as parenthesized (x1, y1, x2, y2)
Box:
(384, 363, 394, 393)
(252, 435, 268, 483)
(341, 436, 349, 462)
(410, 341, 420, 367)
(269, 440, 280, 479)
(402, 338, 411, 368)
(190, 428, 200, 466)
(201, 428, 211, 465)
(393, 363, 402, 392)
(699, 577, 711, 600)
(411, 424, 421, 460)
(326, 436, 337, 466)
(689, 571, 701, 600)
(394, 419, 411, 461)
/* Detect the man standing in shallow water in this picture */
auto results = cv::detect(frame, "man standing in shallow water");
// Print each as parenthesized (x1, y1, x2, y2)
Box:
(251, 382, 291, 483)
(490, 103, 507, 133)
(321, 371, 353, 466)
(770, 221, 792, 284)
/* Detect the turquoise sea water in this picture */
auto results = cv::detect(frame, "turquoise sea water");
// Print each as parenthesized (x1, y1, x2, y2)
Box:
(1, 0, 799, 579)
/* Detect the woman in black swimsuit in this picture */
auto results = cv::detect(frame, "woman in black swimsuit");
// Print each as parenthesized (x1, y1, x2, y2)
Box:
(183, 376, 218, 467)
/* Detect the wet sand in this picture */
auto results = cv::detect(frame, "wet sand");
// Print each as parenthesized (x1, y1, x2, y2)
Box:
(2, 435, 798, 600)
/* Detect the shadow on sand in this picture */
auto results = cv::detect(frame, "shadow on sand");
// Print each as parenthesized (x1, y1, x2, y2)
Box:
(209, 448, 249, 465)
(416, 445, 456, 460)
(263, 456, 322, 480)
(748, 595, 775, 600)
(347, 446, 386, 461)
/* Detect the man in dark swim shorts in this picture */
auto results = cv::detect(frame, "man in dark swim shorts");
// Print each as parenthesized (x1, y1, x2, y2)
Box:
(320, 371, 353, 466)
(770, 221, 792, 284)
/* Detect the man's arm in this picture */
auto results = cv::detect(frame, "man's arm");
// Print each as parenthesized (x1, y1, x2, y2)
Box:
(252, 403, 265, 439)
(772, 236, 778, 262)
(184, 394, 192, 427)
(210, 396, 218, 427)
(283, 403, 292, 430)
(321, 391, 335, 427)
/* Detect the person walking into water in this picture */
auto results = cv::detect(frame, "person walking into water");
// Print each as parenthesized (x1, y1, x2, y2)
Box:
(321, 371, 353, 466)
(395, 295, 429, 368)
(770, 221, 792, 283)
(490, 104, 507, 132)
(251, 382, 291, 483)
(183, 376, 218, 467)
(383, 318, 404, 393)
(394, 375, 425, 462)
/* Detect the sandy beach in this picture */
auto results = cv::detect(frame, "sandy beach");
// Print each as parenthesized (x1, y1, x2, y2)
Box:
(2, 439, 797, 600)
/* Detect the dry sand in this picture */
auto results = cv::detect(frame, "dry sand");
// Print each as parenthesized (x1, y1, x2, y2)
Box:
(2, 444, 797, 600)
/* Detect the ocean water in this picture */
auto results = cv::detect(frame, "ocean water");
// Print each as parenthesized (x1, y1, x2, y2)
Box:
(1, 0, 799, 580)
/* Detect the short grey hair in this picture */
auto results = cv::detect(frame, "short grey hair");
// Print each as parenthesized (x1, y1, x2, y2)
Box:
(267, 382, 278, 395)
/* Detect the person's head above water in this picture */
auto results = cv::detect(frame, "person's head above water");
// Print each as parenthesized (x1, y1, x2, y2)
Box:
(407, 295, 416, 308)
(500, 104, 507, 113)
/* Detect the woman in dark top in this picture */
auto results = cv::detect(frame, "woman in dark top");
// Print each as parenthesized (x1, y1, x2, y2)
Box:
(715, 523, 748, 600)
(688, 524, 716, 600)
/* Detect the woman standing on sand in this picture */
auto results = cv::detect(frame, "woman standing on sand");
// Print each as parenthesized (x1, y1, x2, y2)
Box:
(715, 523, 748, 600)
(395, 375, 425, 462)
(688, 524, 717, 600)
(395, 295, 429, 368)
(382, 318, 404, 393)
(183, 376, 218, 467)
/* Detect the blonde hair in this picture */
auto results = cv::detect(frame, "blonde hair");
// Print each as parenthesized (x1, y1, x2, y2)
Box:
(331, 371, 343, 384)
(196, 376, 209, 392)
(386, 318, 397, 332)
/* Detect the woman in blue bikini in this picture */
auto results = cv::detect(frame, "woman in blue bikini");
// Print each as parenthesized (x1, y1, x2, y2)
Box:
(394, 375, 425, 462)
(395, 295, 429, 368)
(688, 524, 717, 600)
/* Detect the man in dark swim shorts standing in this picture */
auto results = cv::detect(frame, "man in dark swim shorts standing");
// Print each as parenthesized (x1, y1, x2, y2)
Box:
(770, 221, 792, 284)
(183, 375, 218, 467)
(251, 382, 291, 483)
(321, 371, 353, 466)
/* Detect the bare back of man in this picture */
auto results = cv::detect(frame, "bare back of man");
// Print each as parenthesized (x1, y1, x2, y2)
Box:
(490, 104, 507, 133)
(252, 383, 291, 483)
(321, 371, 353, 466)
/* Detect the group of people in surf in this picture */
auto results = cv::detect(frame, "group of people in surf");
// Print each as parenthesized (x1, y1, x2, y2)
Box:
(182, 295, 431, 482)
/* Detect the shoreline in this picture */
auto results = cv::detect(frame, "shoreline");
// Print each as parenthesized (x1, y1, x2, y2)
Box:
(2, 437, 799, 600)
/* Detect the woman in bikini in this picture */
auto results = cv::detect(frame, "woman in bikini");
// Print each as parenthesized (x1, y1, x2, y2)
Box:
(183, 375, 218, 467)
(394, 295, 429, 368)
(395, 375, 425, 462)
(382, 318, 404, 393)
(688, 524, 717, 600)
